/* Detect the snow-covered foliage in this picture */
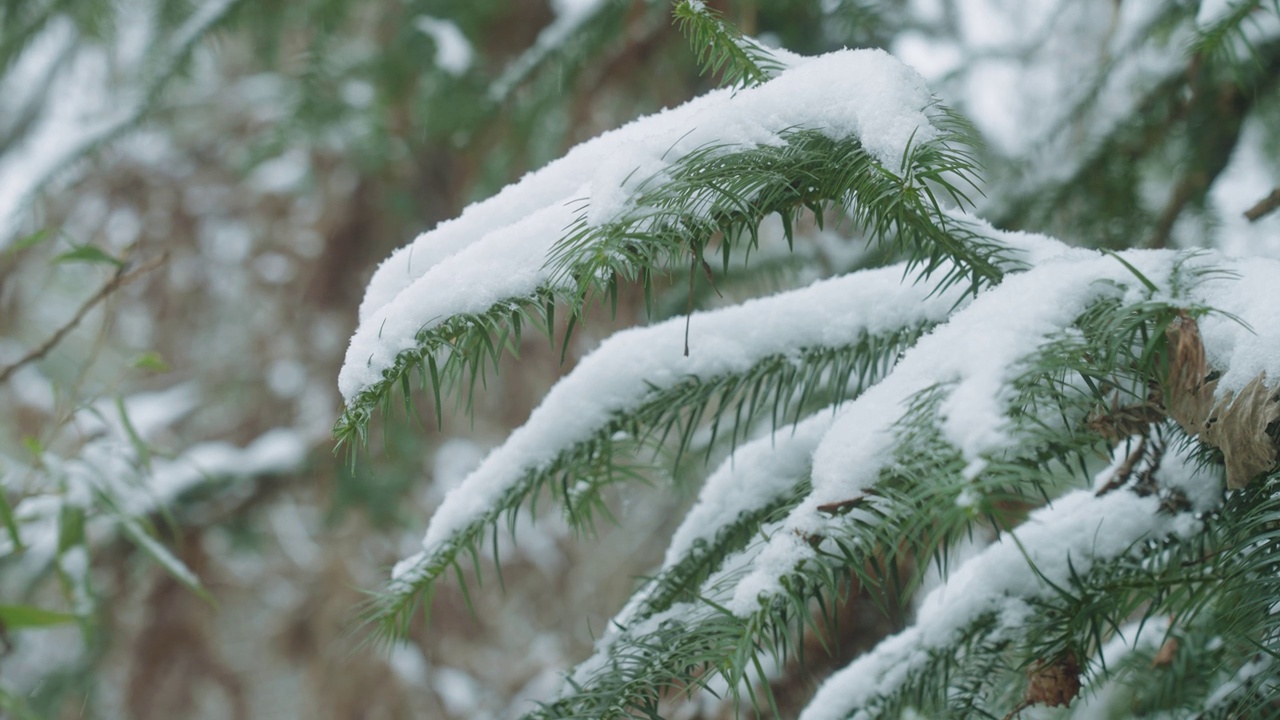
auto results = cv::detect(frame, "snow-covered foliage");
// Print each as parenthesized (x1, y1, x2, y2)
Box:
(340, 2, 1280, 717)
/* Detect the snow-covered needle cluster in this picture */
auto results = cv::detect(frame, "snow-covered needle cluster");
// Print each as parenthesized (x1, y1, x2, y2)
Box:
(339, 3, 1280, 717)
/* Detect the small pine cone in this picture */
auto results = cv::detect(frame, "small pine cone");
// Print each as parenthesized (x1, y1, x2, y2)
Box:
(1024, 651, 1081, 708)
(1152, 636, 1179, 667)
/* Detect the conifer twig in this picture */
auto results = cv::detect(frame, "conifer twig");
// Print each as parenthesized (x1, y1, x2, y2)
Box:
(1244, 188, 1280, 222)
(0, 253, 168, 383)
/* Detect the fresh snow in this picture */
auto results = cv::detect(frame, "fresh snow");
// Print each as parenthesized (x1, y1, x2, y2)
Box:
(728, 246, 1180, 614)
(611, 410, 835, 628)
(799, 479, 1207, 720)
(341, 48, 942, 402)
(397, 259, 969, 576)
(1194, 256, 1280, 396)
(730, 245, 1280, 616)
(661, 413, 831, 575)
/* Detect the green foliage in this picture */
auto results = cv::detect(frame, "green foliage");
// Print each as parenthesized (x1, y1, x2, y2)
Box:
(338, 4, 1280, 718)
(368, 319, 936, 638)
(0, 603, 77, 629)
(335, 112, 995, 454)
(674, 0, 787, 87)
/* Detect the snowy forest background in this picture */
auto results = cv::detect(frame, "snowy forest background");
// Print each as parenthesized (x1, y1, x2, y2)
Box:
(2, 0, 1280, 718)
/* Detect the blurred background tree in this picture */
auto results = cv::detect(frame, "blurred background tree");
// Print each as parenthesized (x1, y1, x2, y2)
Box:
(0, 1, 1277, 718)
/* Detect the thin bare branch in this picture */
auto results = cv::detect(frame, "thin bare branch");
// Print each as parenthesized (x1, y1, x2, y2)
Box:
(1244, 187, 1280, 222)
(0, 253, 168, 383)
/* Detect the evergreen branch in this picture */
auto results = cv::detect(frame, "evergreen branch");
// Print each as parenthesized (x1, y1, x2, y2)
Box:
(365, 316, 935, 638)
(999, 468, 1280, 717)
(527, 600, 766, 719)
(584, 261, 1211, 719)
(338, 56, 995, 448)
(536, 410, 1036, 719)
(802, 484, 1205, 720)
(367, 226, 1072, 642)
(543, 353, 1111, 719)
(498, 260, 1219, 719)
(547, 118, 999, 312)
(334, 290, 560, 449)
(728, 249, 1202, 617)
(336, 114, 996, 440)
(1190, 0, 1279, 68)
(789, 271, 1236, 718)
(618, 413, 831, 627)
(673, 0, 789, 88)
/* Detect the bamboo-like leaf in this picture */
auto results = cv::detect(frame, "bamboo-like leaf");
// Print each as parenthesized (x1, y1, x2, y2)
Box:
(0, 603, 77, 629)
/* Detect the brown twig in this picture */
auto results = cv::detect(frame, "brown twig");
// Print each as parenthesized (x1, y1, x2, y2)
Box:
(1244, 188, 1280, 222)
(0, 253, 168, 383)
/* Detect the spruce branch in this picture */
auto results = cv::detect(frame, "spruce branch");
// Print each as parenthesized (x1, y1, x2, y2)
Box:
(1190, 0, 1280, 68)
(364, 317, 934, 637)
(546, 120, 999, 307)
(673, 0, 790, 88)
(336, 109, 998, 452)
(802, 482, 1207, 720)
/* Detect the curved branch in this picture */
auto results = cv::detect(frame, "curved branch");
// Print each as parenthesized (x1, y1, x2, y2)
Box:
(0, 253, 167, 384)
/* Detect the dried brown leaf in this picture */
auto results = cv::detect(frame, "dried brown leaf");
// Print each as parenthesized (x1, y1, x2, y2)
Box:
(1162, 312, 1279, 488)
(1202, 375, 1280, 489)
(1153, 635, 1179, 667)
(1164, 312, 1215, 434)
(1087, 396, 1165, 441)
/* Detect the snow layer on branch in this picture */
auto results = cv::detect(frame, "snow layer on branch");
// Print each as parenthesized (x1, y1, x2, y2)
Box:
(1193, 255, 1280, 396)
(728, 246, 1180, 614)
(799, 480, 1206, 720)
(662, 413, 831, 575)
(729, 247, 1280, 617)
(611, 410, 834, 628)
(342, 48, 941, 402)
(408, 261, 966, 565)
